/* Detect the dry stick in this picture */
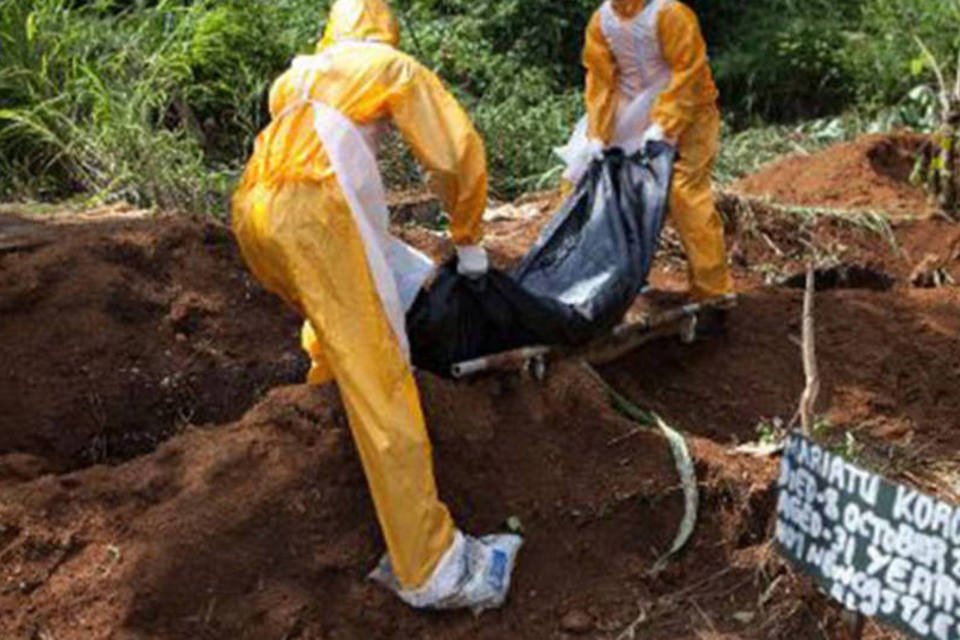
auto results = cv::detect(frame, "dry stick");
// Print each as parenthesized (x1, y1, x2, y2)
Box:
(798, 263, 864, 639)
(798, 264, 820, 437)
(616, 605, 649, 640)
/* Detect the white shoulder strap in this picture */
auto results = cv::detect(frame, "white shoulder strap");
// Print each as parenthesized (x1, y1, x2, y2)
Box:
(640, 0, 670, 29)
(310, 101, 418, 360)
(283, 54, 334, 107)
(598, 1, 617, 43)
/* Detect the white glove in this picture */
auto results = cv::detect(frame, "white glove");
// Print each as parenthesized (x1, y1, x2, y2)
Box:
(585, 137, 605, 161)
(369, 530, 524, 614)
(641, 123, 668, 150)
(456, 244, 489, 278)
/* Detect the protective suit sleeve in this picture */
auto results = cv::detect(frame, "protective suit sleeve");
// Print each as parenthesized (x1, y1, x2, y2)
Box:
(651, 2, 712, 141)
(583, 11, 618, 145)
(387, 62, 487, 247)
(268, 72, 295, 119)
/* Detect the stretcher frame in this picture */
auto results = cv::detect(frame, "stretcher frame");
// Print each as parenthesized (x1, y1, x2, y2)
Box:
(450, 293, 738, 379)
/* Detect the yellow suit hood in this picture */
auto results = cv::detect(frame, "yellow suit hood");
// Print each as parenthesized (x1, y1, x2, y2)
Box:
(318, 0, 401, 51)
(611, 0, 645, 19)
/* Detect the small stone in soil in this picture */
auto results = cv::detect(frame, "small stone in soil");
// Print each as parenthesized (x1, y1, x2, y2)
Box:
(560, 609, 594, 635)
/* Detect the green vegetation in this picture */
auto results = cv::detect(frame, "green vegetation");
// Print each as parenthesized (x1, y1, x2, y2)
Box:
(1, 0, 958, 213)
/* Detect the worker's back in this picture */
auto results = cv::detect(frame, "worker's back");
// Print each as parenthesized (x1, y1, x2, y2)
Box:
(237, 43, 416, 189)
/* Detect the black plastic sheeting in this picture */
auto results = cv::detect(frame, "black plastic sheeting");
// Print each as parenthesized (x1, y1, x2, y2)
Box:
(407, 142, 676, 377)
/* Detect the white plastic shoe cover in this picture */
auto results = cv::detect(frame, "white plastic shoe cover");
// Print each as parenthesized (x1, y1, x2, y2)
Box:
(369, 530, 523, 613)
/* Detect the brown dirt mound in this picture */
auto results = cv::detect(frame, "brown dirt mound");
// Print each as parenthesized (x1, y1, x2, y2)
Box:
(733, 133, 934, 216)
(1, 370, 821, 640)
(0, 212, 305, 470)
(600, 287, 960, 457)
(3, 193, 960, 638)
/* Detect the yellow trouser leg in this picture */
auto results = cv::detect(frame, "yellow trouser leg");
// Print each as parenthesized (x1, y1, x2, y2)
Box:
(233, 180, 456, 589)
(670, 106, 733, 301)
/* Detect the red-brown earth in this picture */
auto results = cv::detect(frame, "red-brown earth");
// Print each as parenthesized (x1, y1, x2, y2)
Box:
(1, 134, 958, 639)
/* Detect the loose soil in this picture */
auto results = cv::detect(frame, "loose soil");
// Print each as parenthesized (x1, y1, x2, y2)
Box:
(2, 134, 959, 639)
(0, 211, 306, 471)
(733, 133, 935, 217)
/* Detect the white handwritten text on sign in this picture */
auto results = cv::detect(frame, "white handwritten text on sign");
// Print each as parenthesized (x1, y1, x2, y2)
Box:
(776, 432, 960, 640)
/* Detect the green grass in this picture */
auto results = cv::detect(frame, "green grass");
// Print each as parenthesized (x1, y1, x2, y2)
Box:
(0, 0, 588, 210)
(0, 0, 310, 214)
(713, 111, 902, 185)
(1, 0, 955, 214)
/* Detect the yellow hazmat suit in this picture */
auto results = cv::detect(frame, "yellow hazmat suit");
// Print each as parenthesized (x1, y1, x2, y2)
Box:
(231, 0, 518, 602)
(579, 0, 732, 300)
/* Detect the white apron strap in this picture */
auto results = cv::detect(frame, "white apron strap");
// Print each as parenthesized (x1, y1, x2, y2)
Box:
(611, 80, 668, 154)
(311, 101, 432, 362)
(557, 0, 674, 178)
(614, 0, 672, 153)
(285, 50, 435, 361)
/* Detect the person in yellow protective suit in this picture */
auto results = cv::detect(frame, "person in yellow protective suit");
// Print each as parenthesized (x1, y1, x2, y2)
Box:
(559, 0, 733, 317)
(231, 0, 521, 612)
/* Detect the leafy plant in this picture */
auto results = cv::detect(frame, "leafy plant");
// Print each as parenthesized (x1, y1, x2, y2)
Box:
(755, 417, 786, 445)
(702, 0, 860, 125)
(907, 35, 960, 216)
(810, 418, 864, 462)
(1, 0, 957, 212)
(842, 0, 960, 108)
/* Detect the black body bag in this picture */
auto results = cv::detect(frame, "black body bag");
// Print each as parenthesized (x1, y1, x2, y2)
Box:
(406, 142, 676, 377)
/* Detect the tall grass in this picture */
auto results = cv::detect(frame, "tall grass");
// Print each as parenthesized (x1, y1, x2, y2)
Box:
(1, 0, 956, 212)
(0, 0, 584, 210)
(0, 0, 312, 213)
